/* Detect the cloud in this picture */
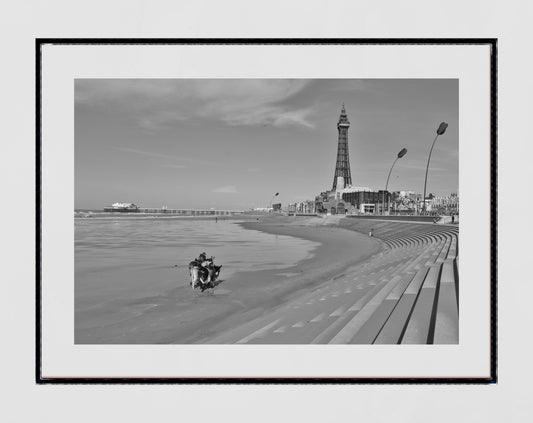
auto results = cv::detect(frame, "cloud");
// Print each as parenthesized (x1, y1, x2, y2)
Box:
(221, 104, 316, 129)
(212, 185, 239, 194)
(112, 146, 177, 161)
(136, 110, 189, 131)
(75, 80, 181, 105)
(197, 80, 316, 128)
(76, 79, 316, 129)
(112, 146, 213, 166)
(162, 164, 187, 169)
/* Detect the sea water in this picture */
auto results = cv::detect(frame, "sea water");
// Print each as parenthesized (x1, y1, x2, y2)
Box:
(75, 216, 319, 315)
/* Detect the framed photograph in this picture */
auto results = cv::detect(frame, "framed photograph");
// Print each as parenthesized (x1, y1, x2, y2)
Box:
(37, 39, 496, 383)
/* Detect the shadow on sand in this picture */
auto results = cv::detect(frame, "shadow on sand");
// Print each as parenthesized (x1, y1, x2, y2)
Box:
(197, 278, 225, 294)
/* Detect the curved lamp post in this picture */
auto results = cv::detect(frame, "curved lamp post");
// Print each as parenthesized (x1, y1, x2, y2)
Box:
(269, 192, 279, 210)
(422, 122, 448, 214)
(383, 148, 407, 215)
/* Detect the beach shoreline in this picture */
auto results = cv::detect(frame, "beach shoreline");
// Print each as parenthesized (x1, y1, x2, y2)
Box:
(76, 215, 383, 344)
(188, 216, 383, 342)
(74, 213, 261, 221)
(179, 216, 383, 343)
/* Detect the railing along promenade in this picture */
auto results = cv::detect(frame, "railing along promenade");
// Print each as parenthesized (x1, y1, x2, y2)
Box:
(123, 208, 244, 216)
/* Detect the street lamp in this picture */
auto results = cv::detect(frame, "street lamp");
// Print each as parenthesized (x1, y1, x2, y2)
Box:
(383, 148, 407, 215)
(269, 192, 279, 210)
(422, 122, 448, 214)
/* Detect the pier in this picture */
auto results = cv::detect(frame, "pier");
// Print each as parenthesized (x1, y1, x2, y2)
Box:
(138, 208, 244, 216)
(103, 207, 244, 216)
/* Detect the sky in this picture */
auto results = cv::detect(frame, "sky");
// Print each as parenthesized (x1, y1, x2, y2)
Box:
(75, 79, 458, 210)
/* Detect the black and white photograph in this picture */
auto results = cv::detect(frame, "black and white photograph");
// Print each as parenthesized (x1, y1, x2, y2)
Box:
(8, 0, 533, 421)
(74, 78, 459, 346)
(35, 41, 495, 382)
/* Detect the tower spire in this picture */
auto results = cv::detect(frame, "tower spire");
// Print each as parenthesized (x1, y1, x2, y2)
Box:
(332, 105, 352, 191)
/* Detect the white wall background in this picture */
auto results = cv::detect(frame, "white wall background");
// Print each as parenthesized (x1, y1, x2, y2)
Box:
(1, 1, 530, 422)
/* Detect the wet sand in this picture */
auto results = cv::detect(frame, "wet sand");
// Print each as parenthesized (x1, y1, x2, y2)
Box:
(76, 215, 382, 344)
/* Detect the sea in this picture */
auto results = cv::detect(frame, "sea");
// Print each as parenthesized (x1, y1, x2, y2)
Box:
(75, 214, 320, 317)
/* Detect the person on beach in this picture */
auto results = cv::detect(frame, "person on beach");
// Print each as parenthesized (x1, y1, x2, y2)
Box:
(197, 252, 215, 283)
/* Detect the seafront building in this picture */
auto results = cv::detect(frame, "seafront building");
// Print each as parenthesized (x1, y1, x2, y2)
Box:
(287, 105, 458, 217)
(290, 106, 391, 215)
(287, 200, 316, 215)
(387, 192, 459, 215)
(422, 193, 459, 215)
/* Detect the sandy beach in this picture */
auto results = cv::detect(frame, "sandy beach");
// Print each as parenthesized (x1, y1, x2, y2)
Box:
(76, 215, 382, 344)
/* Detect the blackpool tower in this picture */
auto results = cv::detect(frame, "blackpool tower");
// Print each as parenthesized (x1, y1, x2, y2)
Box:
(332, 104, 352, 191)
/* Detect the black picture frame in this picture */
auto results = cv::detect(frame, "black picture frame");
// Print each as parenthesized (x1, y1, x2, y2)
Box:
(36, 38, 497, 384)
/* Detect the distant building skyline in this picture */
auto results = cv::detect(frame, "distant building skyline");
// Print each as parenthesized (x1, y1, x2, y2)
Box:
(75, 79, 459, 210)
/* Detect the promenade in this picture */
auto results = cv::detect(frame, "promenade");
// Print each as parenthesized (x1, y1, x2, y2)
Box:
(208, 218, 459, 344)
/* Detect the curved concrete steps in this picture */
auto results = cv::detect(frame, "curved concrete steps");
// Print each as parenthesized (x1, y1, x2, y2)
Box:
(327, 223, 459, 344)
(206, 220, 459, 345)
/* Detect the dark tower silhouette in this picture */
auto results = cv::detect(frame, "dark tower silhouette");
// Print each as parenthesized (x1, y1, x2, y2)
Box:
(332, 104, 352, 191)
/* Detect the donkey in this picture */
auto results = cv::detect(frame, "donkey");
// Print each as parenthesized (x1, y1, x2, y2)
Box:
(189, 259, 222, 291)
